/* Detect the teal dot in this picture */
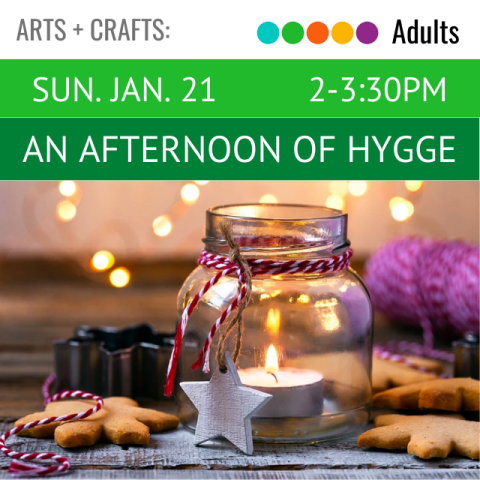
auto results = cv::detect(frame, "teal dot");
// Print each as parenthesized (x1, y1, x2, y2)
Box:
(257, 22, 279, 45)
(282, 22, 304, 44)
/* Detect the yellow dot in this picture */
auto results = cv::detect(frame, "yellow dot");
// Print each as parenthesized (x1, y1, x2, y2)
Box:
(348, 181, 367, 196)
(405, 181, 424, 192)
(390, 197, 414, 222)
(109, 267, 130, 288)
(56, 200, 76, 222)
(59, 181, 77, 197)
(331, 22, 354, 44)
(91, 251, 115, 271)
(153, 215, 172, 237)
(259, 194, 278, 204)
(194, 181, 210, 186)
(326, 194, 345, 211)
(181, 183, 200, 205)
(329, 181, 348, 197)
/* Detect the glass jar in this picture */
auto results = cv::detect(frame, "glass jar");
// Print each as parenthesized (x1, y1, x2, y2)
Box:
(176, 204, 373, 443)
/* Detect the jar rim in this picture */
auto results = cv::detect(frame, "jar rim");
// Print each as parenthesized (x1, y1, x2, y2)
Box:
(208, 203, 346, 222)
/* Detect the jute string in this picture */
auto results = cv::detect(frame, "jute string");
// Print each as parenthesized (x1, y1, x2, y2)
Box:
(216, 222, 252, 372)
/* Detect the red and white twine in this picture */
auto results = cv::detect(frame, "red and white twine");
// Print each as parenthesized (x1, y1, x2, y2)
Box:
(0, 381, 103, 477)
(164, 247, 353, 396)
(4, 237, 467, 474)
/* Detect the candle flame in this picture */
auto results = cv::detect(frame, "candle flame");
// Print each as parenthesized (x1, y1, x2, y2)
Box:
(265, 344, 279, 373)
(266, 308, 280, 335)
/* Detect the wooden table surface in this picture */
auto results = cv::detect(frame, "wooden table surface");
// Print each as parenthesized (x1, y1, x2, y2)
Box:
(0, 280, 478, 479)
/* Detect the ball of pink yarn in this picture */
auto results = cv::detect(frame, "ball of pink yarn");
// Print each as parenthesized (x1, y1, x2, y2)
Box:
(365, 237, 479, 339)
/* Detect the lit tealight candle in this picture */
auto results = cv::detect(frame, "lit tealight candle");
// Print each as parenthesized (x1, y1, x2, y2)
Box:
(238, 345, 324, 418)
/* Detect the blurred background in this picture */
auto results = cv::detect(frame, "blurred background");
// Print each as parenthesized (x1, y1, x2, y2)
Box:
(0, 180, 477, 260)
(0, 180, 478, 416)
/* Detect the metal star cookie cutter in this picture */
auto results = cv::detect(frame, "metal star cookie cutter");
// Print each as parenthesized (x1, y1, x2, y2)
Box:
(53, 323, 175, 400)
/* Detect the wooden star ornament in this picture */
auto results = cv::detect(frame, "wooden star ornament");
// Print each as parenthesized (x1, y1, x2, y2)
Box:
(180, 352, 272, 455)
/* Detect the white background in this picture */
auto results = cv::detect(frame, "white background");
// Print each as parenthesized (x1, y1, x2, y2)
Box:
(1, 0, 479, 59)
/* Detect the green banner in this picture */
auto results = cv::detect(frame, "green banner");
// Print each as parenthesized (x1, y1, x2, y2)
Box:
(2, 118, 478, 180)
(0, 60, 478, 118)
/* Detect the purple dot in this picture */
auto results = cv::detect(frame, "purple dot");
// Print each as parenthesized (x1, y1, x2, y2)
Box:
(356, 22, 378, 44)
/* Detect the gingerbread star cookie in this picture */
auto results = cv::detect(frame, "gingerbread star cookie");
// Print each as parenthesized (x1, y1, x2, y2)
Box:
(358, 414, 479, 459)
(15, 397, 179, 448)
(372, 356, 444, 394)
(373, 377, 480, 411)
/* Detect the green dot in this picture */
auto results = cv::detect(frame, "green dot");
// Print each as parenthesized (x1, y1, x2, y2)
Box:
(282, 22, 304, 44)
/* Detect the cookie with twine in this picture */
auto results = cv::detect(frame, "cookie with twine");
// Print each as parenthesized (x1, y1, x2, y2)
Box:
(15, 397, 179, 447)
(0, 376, 178, 477)
(372, 340, 454, 393)
(372, 355, 444, 394)
(0, 388, 104, 477)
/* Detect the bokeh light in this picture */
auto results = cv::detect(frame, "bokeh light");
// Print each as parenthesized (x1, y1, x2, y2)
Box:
(181, 183, 200, 205)
(329, 181, 348, 197)
(56, 200, 76, 222)
(259, 194, 278, 204)
(348, 181, 367, 197)
(59, 181, 77, 197)
(389, 196, 404, 210)
(326, 194, 345, 211)
(405, 181, 424, 192)
(153, 215, 172, 237)
(109, 267, 130, 288)
(91, 250, 115, 271)
(390, 197, 414, 221)
(194, 181, 210, 186)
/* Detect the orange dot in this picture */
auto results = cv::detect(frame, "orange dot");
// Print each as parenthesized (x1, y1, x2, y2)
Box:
(331, 22, 354, 44)
(307, 22, 329, 44)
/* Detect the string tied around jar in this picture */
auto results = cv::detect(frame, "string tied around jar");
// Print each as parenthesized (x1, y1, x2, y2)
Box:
(214, 222, 252, 374)
(164, 224, 353, 397)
